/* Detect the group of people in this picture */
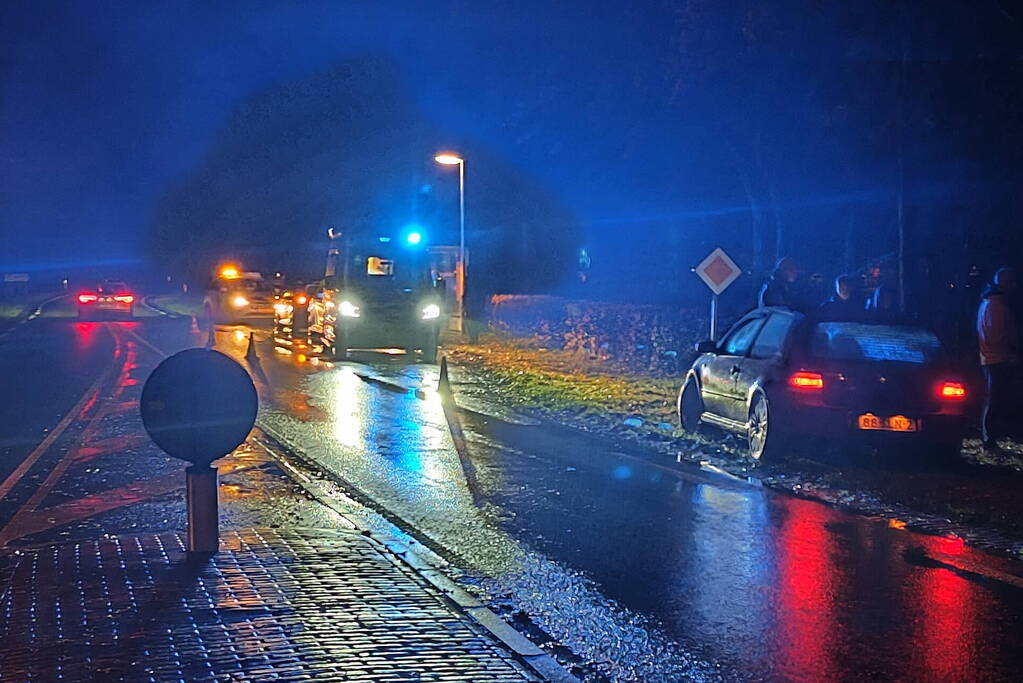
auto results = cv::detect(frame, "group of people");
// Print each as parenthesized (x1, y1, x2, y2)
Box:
(756, 256, 896, 315)
(757, 257, 1019, 452)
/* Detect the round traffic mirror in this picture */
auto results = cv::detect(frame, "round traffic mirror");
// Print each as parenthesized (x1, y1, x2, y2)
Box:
(140, 348, 257, 466)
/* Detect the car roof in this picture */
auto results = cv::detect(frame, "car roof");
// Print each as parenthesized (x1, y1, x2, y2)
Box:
(745, 306, 928, 330)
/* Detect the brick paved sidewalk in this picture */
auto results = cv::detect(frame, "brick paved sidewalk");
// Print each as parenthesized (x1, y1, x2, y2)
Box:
(0, 527, 537, 682)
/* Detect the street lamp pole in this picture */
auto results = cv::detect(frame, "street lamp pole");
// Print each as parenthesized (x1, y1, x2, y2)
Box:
(458, 159, 465, 329)
(435, 153, 467, 333)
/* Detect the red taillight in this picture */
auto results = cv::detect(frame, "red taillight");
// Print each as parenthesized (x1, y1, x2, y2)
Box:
(78, 293, 98, 304)
(789, 371, 825, 391)
(114, 294, 134, 303)
(938, 381, 967, 400)
(295, 295, 308, 306)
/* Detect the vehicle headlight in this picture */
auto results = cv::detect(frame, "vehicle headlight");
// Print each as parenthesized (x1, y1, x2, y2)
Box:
(339, 300, 361, 318)
(421, 303, 441, 320)
(231, 295, 249, 308)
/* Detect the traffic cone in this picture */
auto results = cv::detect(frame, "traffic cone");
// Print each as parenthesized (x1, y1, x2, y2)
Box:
(246, 331, 258, 360)
(190, 316, 201, 334)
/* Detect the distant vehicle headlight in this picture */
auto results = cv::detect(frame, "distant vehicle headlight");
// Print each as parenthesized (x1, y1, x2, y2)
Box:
(421, 303, 441, 320)
(231, 295, 249, 308)
(339, 300, 361, 318)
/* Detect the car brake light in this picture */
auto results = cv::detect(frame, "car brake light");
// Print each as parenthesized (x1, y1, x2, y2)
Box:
(937, 381, 967, 400)
(789, 371, 824, 391)
(295, 295, 308, 306)
(78, 293, 98, 304)
(114, 295, 134, 303)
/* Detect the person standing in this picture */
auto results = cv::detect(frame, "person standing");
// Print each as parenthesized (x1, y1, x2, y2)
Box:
(819, 274, 861, 317)
(758, 257, 806, 310)
(977, 267, 1019, 449)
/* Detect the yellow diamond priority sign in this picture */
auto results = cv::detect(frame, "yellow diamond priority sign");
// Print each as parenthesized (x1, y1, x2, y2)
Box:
(695, 248, 741, 295)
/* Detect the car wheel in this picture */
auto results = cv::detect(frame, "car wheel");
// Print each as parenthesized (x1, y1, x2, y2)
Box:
(748, 392, 784, 462)
(678, 377, 703, 433)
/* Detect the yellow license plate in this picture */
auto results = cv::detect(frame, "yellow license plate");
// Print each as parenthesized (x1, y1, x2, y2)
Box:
(857, 413, 918, 432)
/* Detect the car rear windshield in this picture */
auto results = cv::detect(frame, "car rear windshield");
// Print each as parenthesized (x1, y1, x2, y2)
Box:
(809, 322, 945, 364)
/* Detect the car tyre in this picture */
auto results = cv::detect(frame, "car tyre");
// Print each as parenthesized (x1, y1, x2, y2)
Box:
(678, 377, 703, 433)
(748, 392, 784, 462)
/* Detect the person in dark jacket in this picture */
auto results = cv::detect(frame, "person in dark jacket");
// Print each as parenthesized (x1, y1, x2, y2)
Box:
(819, 274, 861, 318)
(977, 267, 1019, 449)
(758, 257, 806, 310)
(866, 284, 898, 314)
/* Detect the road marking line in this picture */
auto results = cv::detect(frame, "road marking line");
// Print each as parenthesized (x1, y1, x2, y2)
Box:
(0, 460, 260, 546)
(18, 358, 122, 512)
(122, 325, 171, 358)
(0, 329, 116, 501)
(0, 294, 67, 341)
(141, 296, 167, 316)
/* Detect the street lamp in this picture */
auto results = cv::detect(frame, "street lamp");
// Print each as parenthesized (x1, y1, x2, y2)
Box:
(434, 152, 466, 332)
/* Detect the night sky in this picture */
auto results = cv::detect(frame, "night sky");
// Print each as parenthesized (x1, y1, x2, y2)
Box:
(1, 1, 665, 268)
(2, 1, 1020, 302)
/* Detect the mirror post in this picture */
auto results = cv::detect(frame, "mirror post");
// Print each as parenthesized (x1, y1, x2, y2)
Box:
(186, 465, 219, 553)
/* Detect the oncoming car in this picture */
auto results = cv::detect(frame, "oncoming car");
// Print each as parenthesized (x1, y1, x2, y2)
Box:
(204, 268, 274, 323)
(77, 280, 135, 320)
(677, 307, 970, 462)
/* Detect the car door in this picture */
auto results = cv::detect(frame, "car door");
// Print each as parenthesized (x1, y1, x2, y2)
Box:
(737, 311, 801, 414)
(700, 315, 765, 421)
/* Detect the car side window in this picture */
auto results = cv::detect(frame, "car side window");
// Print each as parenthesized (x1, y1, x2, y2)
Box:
(722, 318, 763, 356)
(749, 313, 796, 359)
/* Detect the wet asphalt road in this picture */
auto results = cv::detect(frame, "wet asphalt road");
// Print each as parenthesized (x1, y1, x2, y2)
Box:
(4, 300, 1023, 681)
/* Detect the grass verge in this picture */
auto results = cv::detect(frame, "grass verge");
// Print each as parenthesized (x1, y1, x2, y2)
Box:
(446, 335, 680, 425)
(148, 293, 204, 317)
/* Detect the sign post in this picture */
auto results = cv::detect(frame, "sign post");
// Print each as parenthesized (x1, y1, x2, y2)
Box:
(710, 293, 719, 342)
(140, 348, 258, 554)
(694, 248, 742, 341)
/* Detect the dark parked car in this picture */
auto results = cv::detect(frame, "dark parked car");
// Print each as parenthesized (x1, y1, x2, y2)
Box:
(677, 307, 970, 462)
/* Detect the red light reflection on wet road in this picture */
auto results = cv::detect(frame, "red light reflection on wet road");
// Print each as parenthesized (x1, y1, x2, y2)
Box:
(775, 498, 844, 681)
(915, 535, 977, 680)
(72, 321, 102, 349)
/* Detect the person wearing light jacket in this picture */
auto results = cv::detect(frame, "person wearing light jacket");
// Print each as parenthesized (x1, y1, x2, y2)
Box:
(977, 267, 1019, 449)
